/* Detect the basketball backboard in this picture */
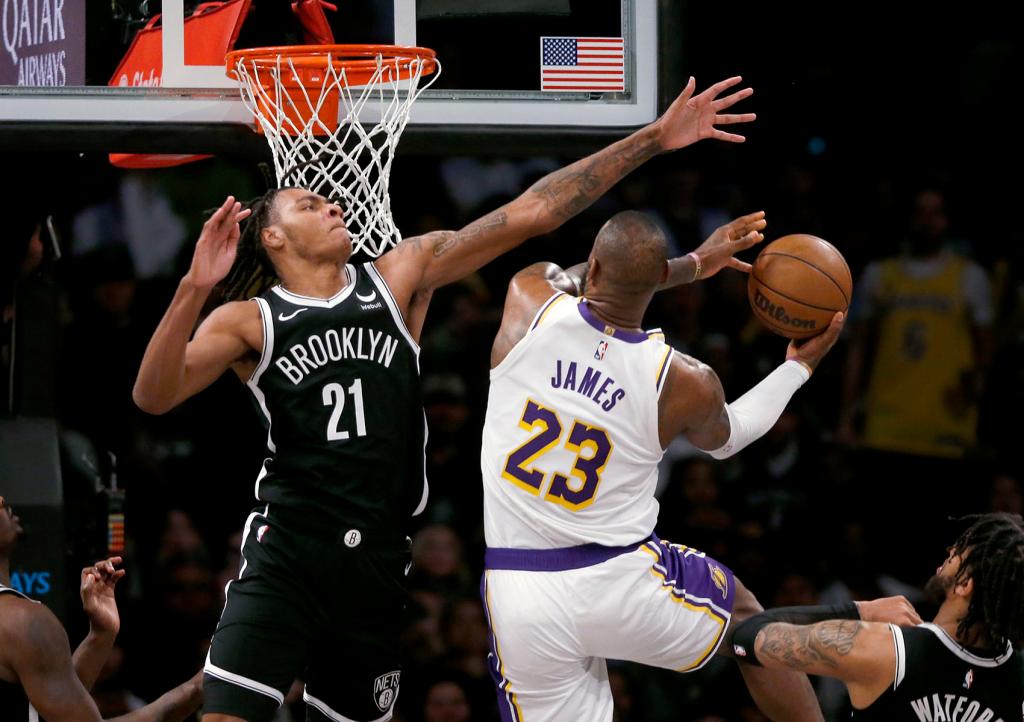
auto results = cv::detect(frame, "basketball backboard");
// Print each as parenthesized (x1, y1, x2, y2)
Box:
(0, 0, 671, 155)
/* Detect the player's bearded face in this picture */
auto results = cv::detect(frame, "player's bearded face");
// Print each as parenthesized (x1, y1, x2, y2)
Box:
(923, 571, 955, 606)
(924, 546, 964, 605)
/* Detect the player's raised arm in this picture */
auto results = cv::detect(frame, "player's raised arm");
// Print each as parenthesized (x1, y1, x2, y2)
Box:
(377, 76, 756, 294)
(133, 197, 255, 415)
(660, 313, 845, 452)
(6, 600, 202, 722)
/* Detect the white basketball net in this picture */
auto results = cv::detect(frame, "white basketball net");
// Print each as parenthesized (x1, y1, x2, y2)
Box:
(231, 50, 440, 257)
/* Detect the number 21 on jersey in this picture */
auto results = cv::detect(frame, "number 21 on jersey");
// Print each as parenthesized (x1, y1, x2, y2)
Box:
(502, 399, 613, 511)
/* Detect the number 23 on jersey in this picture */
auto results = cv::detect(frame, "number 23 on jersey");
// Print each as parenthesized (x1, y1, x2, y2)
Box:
(502, 399, 613, 511)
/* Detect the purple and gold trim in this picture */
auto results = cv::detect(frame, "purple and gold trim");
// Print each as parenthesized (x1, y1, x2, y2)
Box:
(577, 300, 650, 343)
(485, 536, 651, 572)
(530, 292, 569, 331)
(655, 346, 673, 391)
(481, 572, 524, 722)
(640, 536, 735, 671)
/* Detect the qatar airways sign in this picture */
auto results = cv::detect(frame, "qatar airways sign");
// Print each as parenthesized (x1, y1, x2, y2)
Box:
(1, 0, 85, 86)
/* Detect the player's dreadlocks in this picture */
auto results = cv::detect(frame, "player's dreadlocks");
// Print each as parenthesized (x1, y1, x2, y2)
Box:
(951, 512, 1024, 648)
(220, 188, 286, 302)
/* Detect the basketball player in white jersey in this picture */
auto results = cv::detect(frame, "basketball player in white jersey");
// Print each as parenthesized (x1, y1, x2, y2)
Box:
(479, 211, 846, 721)
(0, 495, 203, 722)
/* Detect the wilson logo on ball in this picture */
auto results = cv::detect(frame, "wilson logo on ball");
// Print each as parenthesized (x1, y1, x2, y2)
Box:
(753, 289, 817, 330)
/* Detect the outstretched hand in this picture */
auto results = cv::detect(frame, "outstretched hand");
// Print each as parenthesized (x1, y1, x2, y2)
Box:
(656, 76, 756, 151)
(186, 196, 252, 290)
(80, 556, 126, 637)
(786, 312, 845, 374)
(693, 211, 767, 279)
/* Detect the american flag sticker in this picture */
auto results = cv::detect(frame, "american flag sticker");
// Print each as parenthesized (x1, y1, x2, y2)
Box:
(541, 36, 625, 92)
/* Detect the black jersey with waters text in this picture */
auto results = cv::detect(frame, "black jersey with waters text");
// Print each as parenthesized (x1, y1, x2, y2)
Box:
(854, 623, 1022, 722)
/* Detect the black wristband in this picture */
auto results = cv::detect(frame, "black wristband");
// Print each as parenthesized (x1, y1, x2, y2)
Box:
(731, 602, 861, 665)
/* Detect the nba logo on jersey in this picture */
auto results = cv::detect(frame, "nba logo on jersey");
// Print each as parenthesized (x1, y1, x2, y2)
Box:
(257, 525, 270, 542)
(594, 340, 609, 360)
(963, 669, 974, 689)
(373, 671, 400, 712)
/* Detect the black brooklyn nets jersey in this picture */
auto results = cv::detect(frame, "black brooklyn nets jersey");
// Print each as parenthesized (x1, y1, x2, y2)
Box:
(248, 262, 427, 536)
(855, 623, 1022, 721)
(0, 584, 35, 720)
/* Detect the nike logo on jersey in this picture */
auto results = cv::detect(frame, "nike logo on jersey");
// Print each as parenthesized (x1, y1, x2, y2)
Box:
(278, 309, 308, 321)
(356, 290, 378, 303)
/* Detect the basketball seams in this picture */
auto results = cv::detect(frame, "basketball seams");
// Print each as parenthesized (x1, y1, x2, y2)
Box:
(749, 271, 845, 313)
(757, 251, 851, 306)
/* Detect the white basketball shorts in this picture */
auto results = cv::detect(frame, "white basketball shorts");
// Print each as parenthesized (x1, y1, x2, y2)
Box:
(481, 535, 735, 722)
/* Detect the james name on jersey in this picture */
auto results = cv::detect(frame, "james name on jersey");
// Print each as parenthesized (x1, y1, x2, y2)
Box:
(275, 326, 402, 384)
(550, 359, 627, 412)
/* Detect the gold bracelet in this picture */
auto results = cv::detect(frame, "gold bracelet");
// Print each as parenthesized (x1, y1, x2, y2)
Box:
(687, 251, 702, 281)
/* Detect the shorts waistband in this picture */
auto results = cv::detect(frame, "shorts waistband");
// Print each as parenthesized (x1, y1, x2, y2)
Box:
(484, 535, 653, 572)
(255, 505, 409, 549)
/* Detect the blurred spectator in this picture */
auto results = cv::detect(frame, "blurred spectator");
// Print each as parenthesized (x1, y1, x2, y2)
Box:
(409, 524, 471, 595)
(840, 187, 993, 457)
(989, 472, 1023, 515)
(838, 187, 994, 574)
(421, 673, 475, 722)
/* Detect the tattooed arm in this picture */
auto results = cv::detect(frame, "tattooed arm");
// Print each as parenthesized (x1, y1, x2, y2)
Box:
(754, 621, 898, 709)
(375, 76, 755, 319)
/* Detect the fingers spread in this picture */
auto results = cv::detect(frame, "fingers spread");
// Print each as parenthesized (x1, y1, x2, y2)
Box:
(704, 76, 743, 99)
(713, 130, 746, 143)
(715, 112, 756, 125)
(712, 86, 754, 110)
(728, 258, 752, 273)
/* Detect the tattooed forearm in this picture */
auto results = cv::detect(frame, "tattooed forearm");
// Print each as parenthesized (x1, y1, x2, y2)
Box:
(757, 621, 863, 671)
(528, 127, 661, 222)
(432, 209, 509, 258)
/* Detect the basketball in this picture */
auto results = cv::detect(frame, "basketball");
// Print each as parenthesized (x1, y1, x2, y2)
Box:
(747, 234, 852, 340)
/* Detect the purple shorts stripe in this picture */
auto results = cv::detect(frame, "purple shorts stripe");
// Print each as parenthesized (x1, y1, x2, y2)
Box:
(485, 536, 653, 572)
(480, 573, 522, 722)
(644, 536, 736, 618)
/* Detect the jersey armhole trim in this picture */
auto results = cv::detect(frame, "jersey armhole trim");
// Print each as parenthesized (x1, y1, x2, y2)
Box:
(489, 291, 566, 379)
(365, 262, 421, 353)
(246, 298, 276, 454)
(890, 624, 906, 690)
(530, 291, 568, 331)
(655, 346, 673, 394)
(246, 298, 273, 385)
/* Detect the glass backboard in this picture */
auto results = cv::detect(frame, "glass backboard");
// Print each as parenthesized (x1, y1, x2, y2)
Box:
(0, 0, 667, 155)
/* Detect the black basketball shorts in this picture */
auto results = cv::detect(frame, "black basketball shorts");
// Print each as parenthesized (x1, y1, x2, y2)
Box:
(203, 506, 411, 721)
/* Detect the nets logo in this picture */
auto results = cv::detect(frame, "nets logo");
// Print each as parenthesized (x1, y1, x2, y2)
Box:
(753, 289, 817, 331)
(373, 671, 400, 712)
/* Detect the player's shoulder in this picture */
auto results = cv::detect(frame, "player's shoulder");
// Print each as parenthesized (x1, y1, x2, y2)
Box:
(0, 594, 64, 658)
(663, 350, 722, 403)
(203, 298, 262, 329)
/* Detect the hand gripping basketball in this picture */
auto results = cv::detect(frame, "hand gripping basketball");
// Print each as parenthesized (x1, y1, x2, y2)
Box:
(187, 196, 252, 290)
(785, 311, 845, 375)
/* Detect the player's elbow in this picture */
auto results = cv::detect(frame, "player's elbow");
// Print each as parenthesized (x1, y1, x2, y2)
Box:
(132, 385, 174, 415)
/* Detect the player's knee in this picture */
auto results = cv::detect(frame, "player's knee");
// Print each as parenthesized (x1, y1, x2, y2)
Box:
(730, 576, 764, 622)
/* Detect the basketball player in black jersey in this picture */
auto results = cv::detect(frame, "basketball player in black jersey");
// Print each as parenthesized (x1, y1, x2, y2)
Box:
(133, 77, 758, 722)
(0, 495, 203, 721)
(733, 513, 1024, 721)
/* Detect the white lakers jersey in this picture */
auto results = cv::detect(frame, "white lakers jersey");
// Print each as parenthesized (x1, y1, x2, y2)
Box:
(481, 293, 673, 548)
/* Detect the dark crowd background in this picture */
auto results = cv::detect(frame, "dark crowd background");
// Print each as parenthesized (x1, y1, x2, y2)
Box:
(2, 2, 1023, 721)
